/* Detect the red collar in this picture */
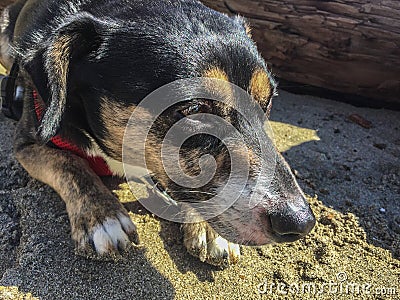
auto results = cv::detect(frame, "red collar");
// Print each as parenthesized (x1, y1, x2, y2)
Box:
(33, 90, 113, 176)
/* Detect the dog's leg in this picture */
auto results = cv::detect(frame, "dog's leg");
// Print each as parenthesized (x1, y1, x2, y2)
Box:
(14, 94, 138, 255)
(182, 222, 240, 267)
(14, 138, 139, 254)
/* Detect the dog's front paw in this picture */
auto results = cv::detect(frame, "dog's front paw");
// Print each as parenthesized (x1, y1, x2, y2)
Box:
(72, 209, 139, 256)
(182, 222, 240, 267)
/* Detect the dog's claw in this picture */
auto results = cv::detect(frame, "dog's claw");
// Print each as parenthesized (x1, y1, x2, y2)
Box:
(183, 222, 241, 267)
(117, 213, 140, 245)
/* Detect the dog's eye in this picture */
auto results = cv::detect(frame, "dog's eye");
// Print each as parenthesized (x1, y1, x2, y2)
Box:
(180, 102, 211, 117)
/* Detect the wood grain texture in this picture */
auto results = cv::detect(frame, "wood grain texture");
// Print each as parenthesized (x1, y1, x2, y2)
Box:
(201, 0, 400, 105)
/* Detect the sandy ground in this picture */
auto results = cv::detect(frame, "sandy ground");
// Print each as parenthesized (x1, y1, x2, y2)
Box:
(0, 90, 399, 300)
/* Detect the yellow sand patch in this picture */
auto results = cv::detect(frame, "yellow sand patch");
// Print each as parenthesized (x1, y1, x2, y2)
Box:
(0, 63, 7, 75)
(0, 286, 39, 300)
(269, 121, 320, 152)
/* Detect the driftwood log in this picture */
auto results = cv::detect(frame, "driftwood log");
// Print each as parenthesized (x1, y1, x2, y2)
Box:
(201, 0, 400, 107)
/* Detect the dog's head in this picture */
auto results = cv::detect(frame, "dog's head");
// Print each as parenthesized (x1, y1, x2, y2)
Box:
(23, 5, 315, 245)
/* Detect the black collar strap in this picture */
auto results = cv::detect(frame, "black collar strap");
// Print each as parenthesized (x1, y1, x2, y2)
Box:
(1, 63, 22, 121)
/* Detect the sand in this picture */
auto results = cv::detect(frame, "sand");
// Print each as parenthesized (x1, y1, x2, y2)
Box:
(0, 90, 399, 300)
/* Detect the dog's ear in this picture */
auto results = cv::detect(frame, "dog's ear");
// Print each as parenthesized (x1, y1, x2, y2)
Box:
(34, 15, 102, 142)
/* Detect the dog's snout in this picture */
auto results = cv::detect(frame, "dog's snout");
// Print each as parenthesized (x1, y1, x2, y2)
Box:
(270, 202, 316, 242)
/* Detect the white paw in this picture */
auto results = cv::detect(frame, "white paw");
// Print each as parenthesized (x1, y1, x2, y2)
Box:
(207, 236, 241, 265)
(183, 222, 240, 267)
(77, 213, 138, 255)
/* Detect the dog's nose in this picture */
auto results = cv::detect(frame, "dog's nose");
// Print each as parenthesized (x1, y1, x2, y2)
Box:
(270, 202, 316, 240)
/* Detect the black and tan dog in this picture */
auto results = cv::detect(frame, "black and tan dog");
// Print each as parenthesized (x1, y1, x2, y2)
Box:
(0, 0, 315, 266)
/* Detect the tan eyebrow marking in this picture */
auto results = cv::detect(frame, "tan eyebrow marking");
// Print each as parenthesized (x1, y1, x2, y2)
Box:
(249, 69, 272, 106)
(203, 67, 229, 82)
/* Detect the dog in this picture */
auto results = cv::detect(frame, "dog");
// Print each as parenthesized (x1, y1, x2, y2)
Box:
(0, 0, 315, 266)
